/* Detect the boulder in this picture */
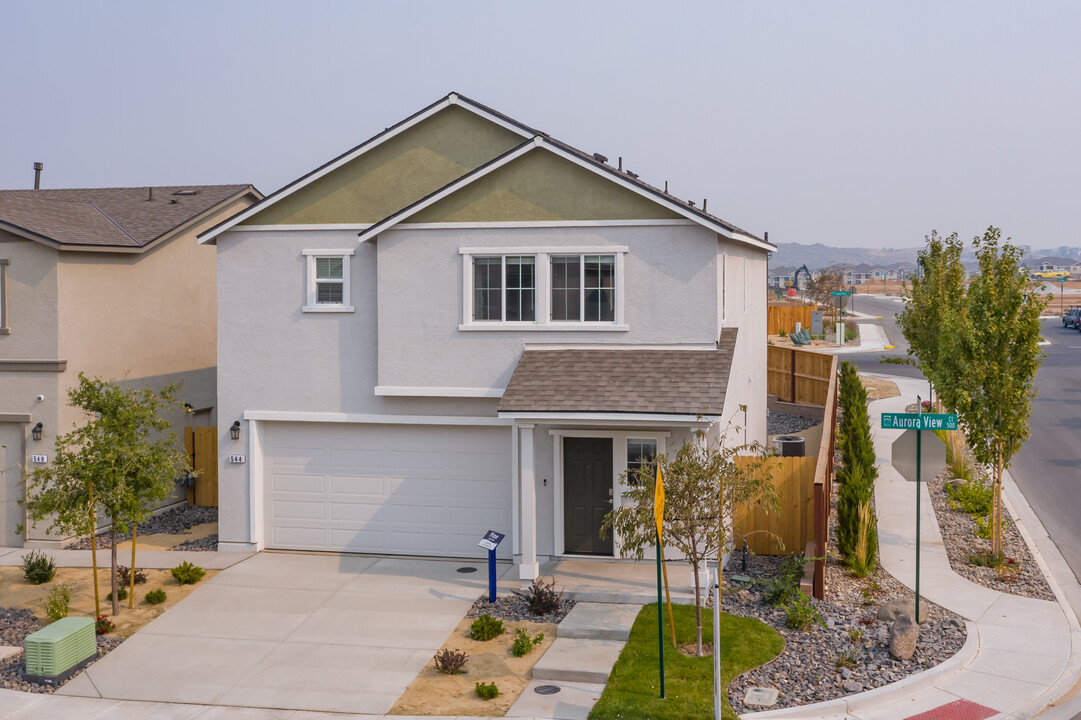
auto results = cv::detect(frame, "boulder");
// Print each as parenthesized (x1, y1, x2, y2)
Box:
(878, 597, 927, 624)
(889, 614, 918, 660)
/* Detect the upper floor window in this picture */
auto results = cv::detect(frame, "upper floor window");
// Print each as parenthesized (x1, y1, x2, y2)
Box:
(460, 246, 627, 331)
(303, 249, 355, 313)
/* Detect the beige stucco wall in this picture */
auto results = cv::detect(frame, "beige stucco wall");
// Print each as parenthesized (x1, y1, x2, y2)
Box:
(244, 106, 526, 226)
(0, 232, 60, 358)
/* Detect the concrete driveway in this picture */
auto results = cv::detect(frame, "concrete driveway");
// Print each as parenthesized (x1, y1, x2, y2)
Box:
(58, 553, 515, 714)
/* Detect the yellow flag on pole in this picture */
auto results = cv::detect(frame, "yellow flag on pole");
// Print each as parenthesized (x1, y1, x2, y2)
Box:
(654, 465, 665, 540)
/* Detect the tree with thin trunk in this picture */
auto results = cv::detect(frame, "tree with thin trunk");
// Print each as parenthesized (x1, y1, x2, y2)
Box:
(601, 426, 779, 656)
(806, 269, 845, 315)
(23, 374, 189, 615)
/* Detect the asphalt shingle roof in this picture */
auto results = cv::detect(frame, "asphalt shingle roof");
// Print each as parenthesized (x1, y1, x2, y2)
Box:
(0, 185, 254, 248)
(498, 329, 737, 416)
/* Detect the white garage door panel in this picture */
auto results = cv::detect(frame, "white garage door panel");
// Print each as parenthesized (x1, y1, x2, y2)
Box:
(263, 423, 512, 557)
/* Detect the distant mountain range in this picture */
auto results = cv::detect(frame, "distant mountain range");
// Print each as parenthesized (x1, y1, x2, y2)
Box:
(771, 242, 1081, 271)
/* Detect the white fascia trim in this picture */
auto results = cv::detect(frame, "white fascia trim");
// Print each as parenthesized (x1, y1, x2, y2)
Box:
(534, 142, 775, 252)
(374, 385, 505, 398)
(497, 412, 717, 426)
(523, 342, 717, 350)
(302, 248, 356, 256)
(199, 98, 474, 243)
(449, 92, 537, 138)
(230, 224, 374, 233)
(459, 245, 629, 256)
(400, 219, 695, 230)
(358, 140, 539, 243)
(243, 410, 512, 426)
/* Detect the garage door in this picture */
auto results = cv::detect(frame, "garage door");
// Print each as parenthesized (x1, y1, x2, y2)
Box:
(262, 422, 512, 558)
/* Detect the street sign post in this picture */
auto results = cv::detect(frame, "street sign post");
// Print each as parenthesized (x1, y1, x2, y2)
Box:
(830, 290, 852, 296)
(882, 405, 958, 623)
(478, 530, 505, 603)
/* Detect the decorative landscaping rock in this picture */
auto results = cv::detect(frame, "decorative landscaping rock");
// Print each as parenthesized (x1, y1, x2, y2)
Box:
(889, 615, 918, 660)
(878, 597, 927, 624)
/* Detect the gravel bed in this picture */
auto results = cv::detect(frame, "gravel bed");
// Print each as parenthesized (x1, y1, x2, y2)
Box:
(66, 505, 217, 551)
(173, 533, 218, 552)
(0, 608, 124, 693)
(767, 411, 822, 436)
(466, 592, 575, 624)
(725, 481, 967, 711)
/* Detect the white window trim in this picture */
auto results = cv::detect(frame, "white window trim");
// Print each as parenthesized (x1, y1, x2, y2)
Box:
(460, 246, 627, 331)
(302, 249, 355, 313)
(0, 258, 8, 334)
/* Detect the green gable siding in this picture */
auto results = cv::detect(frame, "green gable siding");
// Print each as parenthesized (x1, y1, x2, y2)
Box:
(409, 150, 682, 223)
(243, 106, 525, 225)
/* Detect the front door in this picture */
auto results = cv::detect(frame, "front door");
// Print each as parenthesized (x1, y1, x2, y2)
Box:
(563, 437, 613, 555)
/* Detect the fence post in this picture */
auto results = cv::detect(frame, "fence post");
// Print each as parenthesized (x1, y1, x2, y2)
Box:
(790, 348, 797, 404)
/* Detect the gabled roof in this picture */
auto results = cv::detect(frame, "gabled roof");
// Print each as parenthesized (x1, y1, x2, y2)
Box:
(0, 185, 260, 251)
(199, 92, 773, 252)
(498, 329, 737, 416)
(1035, 256, 1077, 266)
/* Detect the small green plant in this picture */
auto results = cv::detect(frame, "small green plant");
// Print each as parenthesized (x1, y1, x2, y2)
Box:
(860, 578, 882, 606)
(469, 613, 505, 641)
(974, 515, 993, 539)
(784, 590, 826, 631)
(969, 551, 1006, 568)
(44, 584, 71, 620)
(475, 681, 500, 700)
(513, 577, 563, 615)
(106, 586, 129, 602)
(95, 615, 115, 635)
(763, 553, 807, 607)
(945, 476, 993, 517)
(835, 649, 858, 669)
(171, 561, 206, 585)
(433, 648, 468, 674)
(144, 589, 167, 605)
(21, 550, 56, 585)
(511, 628, 544, 657)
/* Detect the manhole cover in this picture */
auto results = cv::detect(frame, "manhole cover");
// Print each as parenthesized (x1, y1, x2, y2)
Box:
(744, 686, 779, 707)
(534, 685, 561, 695)
(456, 567, 478, 574)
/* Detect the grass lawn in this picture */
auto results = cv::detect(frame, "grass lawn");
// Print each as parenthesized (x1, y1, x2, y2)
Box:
(589, 603, 784, 720)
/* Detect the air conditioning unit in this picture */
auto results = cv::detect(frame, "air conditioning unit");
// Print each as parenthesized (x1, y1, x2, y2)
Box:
(24, 617, 97, 686)
(773, 435, 806, 457)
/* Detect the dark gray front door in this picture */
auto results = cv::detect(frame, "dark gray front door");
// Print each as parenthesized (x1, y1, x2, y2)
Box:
(563, 437, 613, 555)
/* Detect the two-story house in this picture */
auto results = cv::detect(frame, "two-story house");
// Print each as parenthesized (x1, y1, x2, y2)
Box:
(200, 93, 773, 580)
(0, 183, 262, 547)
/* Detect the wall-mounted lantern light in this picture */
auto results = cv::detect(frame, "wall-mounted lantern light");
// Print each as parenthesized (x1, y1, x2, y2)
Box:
(230, 421, 241, 440)
(32, 423, 43, 441)
(183, 403, 195, 413)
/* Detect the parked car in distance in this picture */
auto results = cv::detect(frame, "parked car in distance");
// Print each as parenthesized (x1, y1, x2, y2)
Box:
(1063, 308, 1081, 329)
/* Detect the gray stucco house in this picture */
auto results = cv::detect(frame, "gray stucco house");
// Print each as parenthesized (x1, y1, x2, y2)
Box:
(200, 93, 773, 579)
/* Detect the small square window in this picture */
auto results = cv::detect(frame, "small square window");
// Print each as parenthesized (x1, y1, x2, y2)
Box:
(303, 250, 354, 312)
(626, 438, 657, 485)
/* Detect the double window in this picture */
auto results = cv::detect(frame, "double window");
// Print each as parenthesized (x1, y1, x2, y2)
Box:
(303, 250, 355, 312)
(463, 247, 625, 329)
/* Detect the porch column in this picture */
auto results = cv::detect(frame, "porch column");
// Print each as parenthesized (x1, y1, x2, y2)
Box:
(518, 423, 539, 580)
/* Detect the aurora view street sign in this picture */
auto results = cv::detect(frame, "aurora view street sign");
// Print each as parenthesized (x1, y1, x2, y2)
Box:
(881, 413, 957, 431)
(831, 290, 852, 296)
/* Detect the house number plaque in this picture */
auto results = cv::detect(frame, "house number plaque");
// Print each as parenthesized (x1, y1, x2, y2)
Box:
(228, 455, 246, 464)
(31, 455, 48, 464)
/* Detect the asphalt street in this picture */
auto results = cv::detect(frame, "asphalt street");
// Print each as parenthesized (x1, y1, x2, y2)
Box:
(848, 295, 1081, 583)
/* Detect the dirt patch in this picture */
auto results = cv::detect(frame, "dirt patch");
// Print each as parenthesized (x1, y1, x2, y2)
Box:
(860, 377, 900, 401)
(389, 617, 557, 716)
(678, 640, 713, 657)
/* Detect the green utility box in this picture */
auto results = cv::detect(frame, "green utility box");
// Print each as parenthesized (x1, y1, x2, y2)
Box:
(24, 616, 97, 686)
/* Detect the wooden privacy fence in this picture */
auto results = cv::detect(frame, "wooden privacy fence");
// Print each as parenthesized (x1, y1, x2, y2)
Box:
(810, 356, 839, 600)
(768, 304, 816, 336)
(733, 456, 816, 556)
(768, 345, 834, 406)
(184, 427, 219, 507)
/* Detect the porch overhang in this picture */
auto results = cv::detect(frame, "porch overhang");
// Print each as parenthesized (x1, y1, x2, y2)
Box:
(497, 411, 716, 427)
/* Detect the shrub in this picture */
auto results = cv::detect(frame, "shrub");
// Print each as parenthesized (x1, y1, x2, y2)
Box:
(947, 451, 975, 483)
(117, 565, 148, 585)
(44, 584, 71, 620)
(511, 628, 544, 657)
(171, 561, 206, 585)
(785, 590, 826, 631)
(837, 462, 873, 559)
(95, 615, 115, 635)
(835, 649, 858, 669)
(433, 648, 468, 674)
(22, 550, 56, 585)
(144, 589, 167, 605)
(846, 500, 878, 577)
(469, 613, 504, 641)
(969, 551, 1006, 568)
(763, 553, 807, 607)
(513, 577, 563, 615)
(106, 586, 128, 602)
(475, 681, 499, 700)
(945, 476, 993, 517)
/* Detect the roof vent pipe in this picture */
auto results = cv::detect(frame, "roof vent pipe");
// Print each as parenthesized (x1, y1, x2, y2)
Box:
(703, 198, 707, 212)
(664, 180, 668, 193)
(147, 187, 153, 201)
(618, 156, 622, 171)
(33, 162, 43, 189)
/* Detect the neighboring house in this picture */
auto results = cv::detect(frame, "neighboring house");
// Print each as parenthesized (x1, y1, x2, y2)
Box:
(0, 183, 262, 547)
(200, 92, 774, 579)
(769, 265, 796, 289)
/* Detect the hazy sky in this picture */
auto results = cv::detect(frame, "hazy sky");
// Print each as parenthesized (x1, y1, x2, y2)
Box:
(3, 1, 1078, 249)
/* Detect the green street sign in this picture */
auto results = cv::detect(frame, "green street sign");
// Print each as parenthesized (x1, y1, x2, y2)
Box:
(880, 413, 958, 431)
(831, 290, 852, 296)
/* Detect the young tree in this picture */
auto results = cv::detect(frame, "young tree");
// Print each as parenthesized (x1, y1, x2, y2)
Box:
(806, 268, 845, 312)
(23, 374, 189, 615)
(935, 228, 1046, 556)
(601, 427, 779, 656)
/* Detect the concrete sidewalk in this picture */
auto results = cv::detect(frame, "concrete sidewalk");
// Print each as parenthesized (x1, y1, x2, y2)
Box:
(748, 373, 1081, 719)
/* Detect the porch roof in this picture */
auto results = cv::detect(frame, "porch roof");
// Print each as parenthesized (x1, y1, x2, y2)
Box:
(497, 329, 737, 416)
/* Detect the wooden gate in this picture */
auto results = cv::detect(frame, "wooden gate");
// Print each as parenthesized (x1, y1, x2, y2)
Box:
(184, 427, 218, 507)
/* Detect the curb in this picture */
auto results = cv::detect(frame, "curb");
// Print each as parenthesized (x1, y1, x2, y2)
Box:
(738, 621, 979, 719)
